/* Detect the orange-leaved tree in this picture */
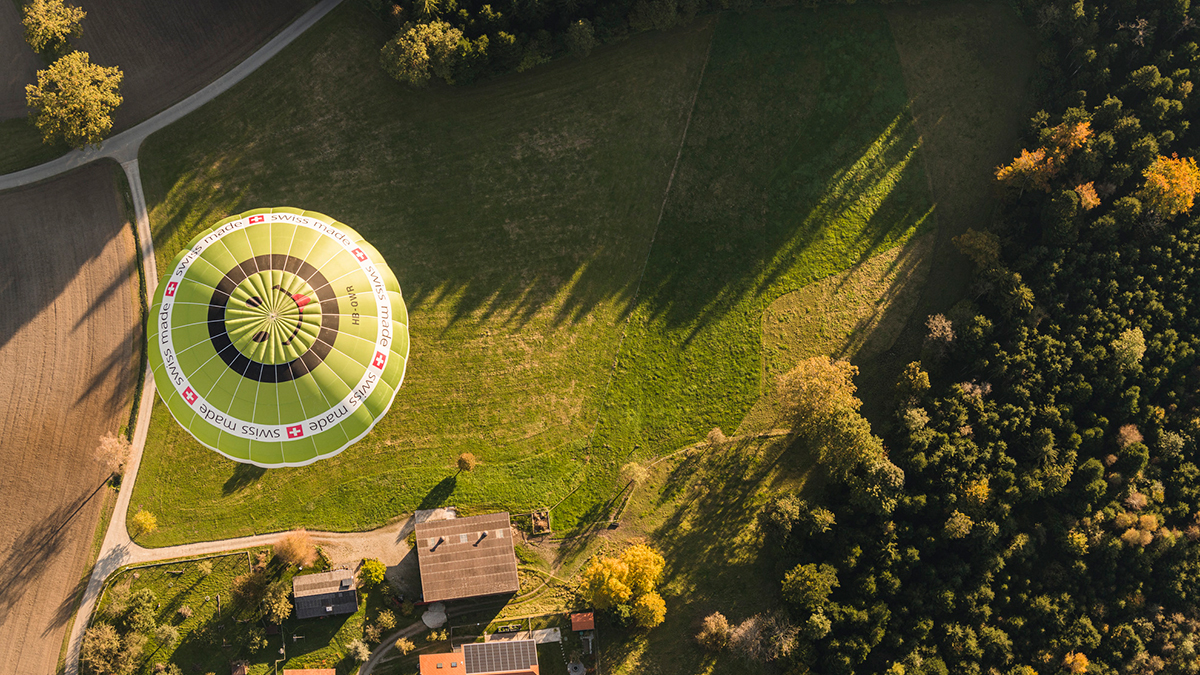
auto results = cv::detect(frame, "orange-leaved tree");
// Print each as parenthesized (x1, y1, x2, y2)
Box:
(1139, 154, 1200, 217)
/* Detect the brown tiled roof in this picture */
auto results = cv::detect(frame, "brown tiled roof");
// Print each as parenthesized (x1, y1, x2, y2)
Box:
(570, 612, 594, 631)
(414, 513, 520, 602)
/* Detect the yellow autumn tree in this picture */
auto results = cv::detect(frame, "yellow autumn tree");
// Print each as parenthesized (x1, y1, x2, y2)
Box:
(621, 544, 665, 595)
(579, 556, 631, 609)
(996, 120, 1092, 193)
(632, 591, 666, 628)
(1063, 651, 1089, 674)
(1076, 182, 1100, 210)
(1139, 154, 1200, 217)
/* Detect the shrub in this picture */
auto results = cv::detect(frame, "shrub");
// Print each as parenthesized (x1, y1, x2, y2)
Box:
(197, 560, 213, 576)
(274, 529, 318, 567)
(696, 612, 732, 651)
(347, 639, 371, 663)
(395, 637, 416, 654)
(361, 558, 387, 586)
(377, 609, 397, 630)
(130, 509, 157, 538)
(153, 624, 179, 648)
(177, 605, 193, 620)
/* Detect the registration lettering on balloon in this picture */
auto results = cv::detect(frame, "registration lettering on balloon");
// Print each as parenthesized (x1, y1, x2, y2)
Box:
(147, 209, 409, 468)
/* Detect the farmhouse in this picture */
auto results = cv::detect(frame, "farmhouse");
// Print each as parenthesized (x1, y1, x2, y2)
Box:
(419, 639, 539, 675)
(292, 569, 358, 619)
(414, 512, 520, 602)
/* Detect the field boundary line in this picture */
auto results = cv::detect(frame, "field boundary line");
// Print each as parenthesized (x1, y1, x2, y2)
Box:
(582, 19, 717, 455)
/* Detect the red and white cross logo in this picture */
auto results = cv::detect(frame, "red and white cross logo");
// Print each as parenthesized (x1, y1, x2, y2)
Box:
(248, 215, 265, 224)
(183, 387, 198, 405)
(352, 248, 368, 262)
(287, 424, 304, 439)
(165, 281, 178, 297)
(372, 351, 387, 369)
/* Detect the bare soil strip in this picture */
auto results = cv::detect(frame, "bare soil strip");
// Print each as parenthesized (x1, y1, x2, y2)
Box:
(0, 0, 42, 119)
(0, 162, 138, 675)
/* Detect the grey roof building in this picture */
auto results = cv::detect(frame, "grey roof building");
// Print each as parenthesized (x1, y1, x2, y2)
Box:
(414, 512, 520, 602)
(292, 569, 359, 620)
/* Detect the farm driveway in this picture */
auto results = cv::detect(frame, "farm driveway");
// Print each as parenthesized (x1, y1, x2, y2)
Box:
(0, 162, 139, 675)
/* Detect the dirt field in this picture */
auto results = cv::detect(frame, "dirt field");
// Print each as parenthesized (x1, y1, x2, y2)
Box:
(0, 162, 138, 675)
(0, 1, 42, 119)
(0, 0, 310, 129)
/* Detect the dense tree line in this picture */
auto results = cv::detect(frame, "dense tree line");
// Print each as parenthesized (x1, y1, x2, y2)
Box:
(712, 0, 1200, 673)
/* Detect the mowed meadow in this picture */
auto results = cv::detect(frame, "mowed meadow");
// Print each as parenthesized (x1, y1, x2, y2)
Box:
(131, 1, 1027, 547)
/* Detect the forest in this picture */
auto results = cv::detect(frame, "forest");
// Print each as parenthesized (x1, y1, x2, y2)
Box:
(747, 0, 1200, 673)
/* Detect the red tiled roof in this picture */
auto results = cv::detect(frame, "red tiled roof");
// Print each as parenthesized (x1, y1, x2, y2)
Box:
(571, 612, 594, 631)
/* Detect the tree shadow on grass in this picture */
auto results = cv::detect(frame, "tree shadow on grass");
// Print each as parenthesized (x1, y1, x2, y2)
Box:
(223, 463, 267, 495)
(417, 476, 458, 511)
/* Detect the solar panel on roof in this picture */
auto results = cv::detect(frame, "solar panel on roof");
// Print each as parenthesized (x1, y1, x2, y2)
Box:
(462, 640, 537, 674)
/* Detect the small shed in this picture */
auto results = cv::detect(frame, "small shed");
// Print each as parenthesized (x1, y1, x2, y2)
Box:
(292, 569, 359, 620)
(414, 512, 520, 603)
(570, 612, 594, 632)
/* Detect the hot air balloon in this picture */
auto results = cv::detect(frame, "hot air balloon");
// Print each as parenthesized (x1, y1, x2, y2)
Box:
(147, 208, 408, 467)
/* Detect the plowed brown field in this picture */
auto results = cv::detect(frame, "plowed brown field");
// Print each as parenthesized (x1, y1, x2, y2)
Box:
(0, 1, 42, 119)
(0, 0, 310, 127)
(0, 162, 138, 675)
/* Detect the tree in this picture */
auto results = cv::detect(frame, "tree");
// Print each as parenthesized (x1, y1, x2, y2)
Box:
(377, 609, 397, 630)
(781, 563, 838, 611)
(361, 558, 387, 586)
(1139, 154, 1200, 217)
(123, 588, 157, 633)
(395, 637, 416, 654)
(347, 639, 371, 663)
(263, 580, 293, 623)
(697, 612, 732, 651)
(632, 591, 666, 628)
(153, 624, 179, 648)
(380, 21, 462, 87)
(1076, 182, 1100, 209)
(732, 612, 799, 662)
(95, 432, 130, 477)
(566, 19, 596, 58)
(777, 356, 884, 478)
(81, 623, 121, 675)
(130, 509, 157, 538)
(274, 529, 317, 567)
(944, 510, 974, 539)
(620, 544, 664, 595)
(26, 51, 122, 148)
(177, 605, 193, 620)
(1112, 327, 1146, 370)
(456, 452, 477, 472)
(580, 556, 631, 609)
(620, 461, 648, 486)
(22, 0, 85, 53)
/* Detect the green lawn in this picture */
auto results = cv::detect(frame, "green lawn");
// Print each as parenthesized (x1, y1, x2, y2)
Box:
(133, 2, 932, 545)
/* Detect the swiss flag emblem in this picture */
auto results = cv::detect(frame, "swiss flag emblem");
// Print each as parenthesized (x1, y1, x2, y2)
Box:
(352, 248, 368, 262)
(372, 351, 387, 369)
(164, 281, 178, 297)
(183, 387, 198, 405)
(287, 424, 304, 439)
(248, 215, 265, 224)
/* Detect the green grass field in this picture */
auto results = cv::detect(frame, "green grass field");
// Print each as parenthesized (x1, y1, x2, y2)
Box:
(135, 2, 936, 546)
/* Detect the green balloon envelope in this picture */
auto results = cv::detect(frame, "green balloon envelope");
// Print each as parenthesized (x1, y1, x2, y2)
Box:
(147, 208, 409, 467)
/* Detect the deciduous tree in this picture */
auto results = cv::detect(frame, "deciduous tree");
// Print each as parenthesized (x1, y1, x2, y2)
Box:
(632, 591, 666, 628)
(360, 558, 387, 586)
(26, 51, 121, 148)
(781, 563, 838, 611)
(22, 0, 84, 53)
(1139, 154, 1200, 217)
(380, 21, 462, 87)
(274, 529, 317, 567)
(130, 509, 156, 538)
